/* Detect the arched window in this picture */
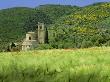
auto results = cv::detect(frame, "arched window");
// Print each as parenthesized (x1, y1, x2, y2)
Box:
(29, 37, 31, 40)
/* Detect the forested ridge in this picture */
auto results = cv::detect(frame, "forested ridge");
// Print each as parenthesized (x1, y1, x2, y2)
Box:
(0, 2, 110, 51)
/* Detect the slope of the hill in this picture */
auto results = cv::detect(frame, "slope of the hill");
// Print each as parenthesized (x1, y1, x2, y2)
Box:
(0, 7, 52, 50)
(24, 5, 80, 32)
(0, 5, 79, 51)
(0, 7, 36, 50)
(48, 2, 110, 49)
(97, 16, 110, 29)
(58, 2, 110, 27)
(36, 4, 81, 22)
(1, 3, 110, 51)
(0, 47, 110, 82)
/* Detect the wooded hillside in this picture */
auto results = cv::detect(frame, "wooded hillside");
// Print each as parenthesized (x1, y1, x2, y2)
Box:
(0, 3, 110, 51)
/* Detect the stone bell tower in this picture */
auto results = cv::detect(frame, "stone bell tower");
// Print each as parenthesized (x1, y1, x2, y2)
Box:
(38, 22, 46, 44)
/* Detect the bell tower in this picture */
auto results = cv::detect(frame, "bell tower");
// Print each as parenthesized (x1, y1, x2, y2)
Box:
(38, 22, 46, 44)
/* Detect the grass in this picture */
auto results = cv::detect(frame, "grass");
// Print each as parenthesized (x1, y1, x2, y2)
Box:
(0, 47, 110, 82)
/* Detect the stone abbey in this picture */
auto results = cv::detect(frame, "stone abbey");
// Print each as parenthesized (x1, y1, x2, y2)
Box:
(21, 22, 48, 51)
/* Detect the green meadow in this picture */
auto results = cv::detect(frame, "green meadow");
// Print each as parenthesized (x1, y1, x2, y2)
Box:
(0, 47, 110, 82)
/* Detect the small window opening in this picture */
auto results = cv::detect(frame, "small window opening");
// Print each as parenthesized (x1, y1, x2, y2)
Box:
(29, 37, 31, 40)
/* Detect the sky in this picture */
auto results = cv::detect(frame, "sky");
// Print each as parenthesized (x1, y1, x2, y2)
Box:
(0, 0, 110, 9)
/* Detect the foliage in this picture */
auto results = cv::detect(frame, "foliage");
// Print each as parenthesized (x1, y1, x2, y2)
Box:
(36, 4, 80, 22)
(0, 5, 79, 51)
(0, 7, 36, 51)
(24, 10, 53, 32)
(1, 3, 110, 51)
(48, 24, 110, 48)
(48, 2, 110, 49)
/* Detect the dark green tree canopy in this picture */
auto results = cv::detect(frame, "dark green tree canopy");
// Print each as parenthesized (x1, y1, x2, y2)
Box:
(24, 10, 52, 32)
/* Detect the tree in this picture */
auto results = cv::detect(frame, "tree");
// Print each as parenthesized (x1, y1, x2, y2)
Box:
(24, 10, 52, 32)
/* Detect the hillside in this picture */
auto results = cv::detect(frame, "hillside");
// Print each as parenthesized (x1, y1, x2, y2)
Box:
(0, 3, 110, 51)
(59, 2, 110, 27)
(0, 5, 79, 51)
(0, 47, 110, 82)
(36, 4, 80, 22)
(0, 7, 36, 50)
(48, 2, 110, 49)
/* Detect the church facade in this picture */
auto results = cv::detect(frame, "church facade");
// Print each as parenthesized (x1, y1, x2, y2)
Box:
(22, 22, 48, 51)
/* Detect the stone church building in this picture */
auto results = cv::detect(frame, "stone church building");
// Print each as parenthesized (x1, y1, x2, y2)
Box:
(22, 22, 48, 50)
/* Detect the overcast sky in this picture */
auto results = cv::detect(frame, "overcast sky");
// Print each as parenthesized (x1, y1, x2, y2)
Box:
(0, 0, 110, 9)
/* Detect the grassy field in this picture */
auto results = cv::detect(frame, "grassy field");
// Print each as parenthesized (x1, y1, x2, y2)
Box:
(0, 47, 110, 82)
